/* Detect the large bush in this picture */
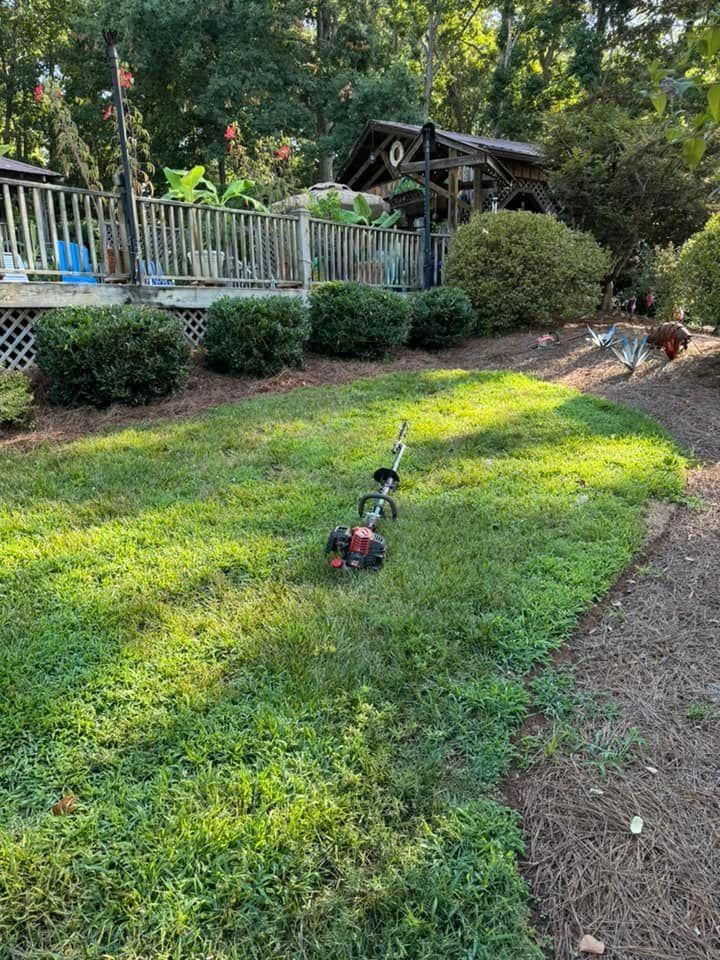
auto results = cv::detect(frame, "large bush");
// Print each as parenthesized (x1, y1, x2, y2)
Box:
(0, 368, 33, 425)
(204, 296, 309, 377)
(444, 211, 609, 334)
(308, 281, 410, 358)
(671, 215, 720, 330)
(35, 306, 189, 407)
(409, 286, 477, 350)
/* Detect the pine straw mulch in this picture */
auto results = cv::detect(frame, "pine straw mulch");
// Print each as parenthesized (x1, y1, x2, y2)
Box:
(3, 319, 720, 959)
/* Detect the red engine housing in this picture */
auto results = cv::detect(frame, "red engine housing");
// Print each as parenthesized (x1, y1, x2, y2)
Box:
(349, 526, 374, 557)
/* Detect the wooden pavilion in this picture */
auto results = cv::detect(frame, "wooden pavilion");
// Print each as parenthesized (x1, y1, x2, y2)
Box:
(336, 120, 553, 229)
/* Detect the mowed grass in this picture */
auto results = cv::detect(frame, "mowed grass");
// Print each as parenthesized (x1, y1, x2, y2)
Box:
(0, 371, 684, 960)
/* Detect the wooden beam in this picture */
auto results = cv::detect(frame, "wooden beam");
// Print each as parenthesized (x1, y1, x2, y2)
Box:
(347, 133, 394, 187)
(398, 151, 487, 174)
(406, 174, 472, 212)
(472, 168, 483, 212)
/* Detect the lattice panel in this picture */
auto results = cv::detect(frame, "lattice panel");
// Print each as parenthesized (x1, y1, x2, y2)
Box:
(164, 308, 207, 346)
(0, 308, 41, 370)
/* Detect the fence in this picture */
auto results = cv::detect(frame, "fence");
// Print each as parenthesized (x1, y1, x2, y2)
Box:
(1, 176, 453, 368)
(1, 176, 450, 290)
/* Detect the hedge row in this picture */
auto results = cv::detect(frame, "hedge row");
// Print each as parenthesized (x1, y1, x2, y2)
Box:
(34, 286, 477, 407)
(33, 213, 609, 408)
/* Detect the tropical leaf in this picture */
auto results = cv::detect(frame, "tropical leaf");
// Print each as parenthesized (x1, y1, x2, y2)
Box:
(708, 84, 720, 122)
(650, 92, 667, 117)
(681, 136, 707, 170)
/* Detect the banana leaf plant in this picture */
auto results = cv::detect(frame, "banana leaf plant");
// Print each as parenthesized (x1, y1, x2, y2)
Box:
(337, 194, 401, 229)
(162, 166, 267, 211)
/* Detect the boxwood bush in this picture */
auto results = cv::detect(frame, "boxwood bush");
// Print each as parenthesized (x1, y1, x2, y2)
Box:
(409, 286, 477, 349)
(671, 214, 720, 329)
(0, 368, 33, 425)
(204, 295, 309, 377)
(308, 281, 410, 358)
(444, 211, 609, 334)
(35, 306, 189, 407)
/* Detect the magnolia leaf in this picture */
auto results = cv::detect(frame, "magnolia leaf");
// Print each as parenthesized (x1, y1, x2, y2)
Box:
(630, 815, 644, 834)
(650, 92, 667, 116)
(693, 111, 711, 130)
(708, 84, 720, 122)
(682, 137, 707, 170)
(648, 61, 665, 84)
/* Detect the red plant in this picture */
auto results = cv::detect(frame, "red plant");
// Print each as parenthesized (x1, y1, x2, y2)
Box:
(102, 104, 113, 121)
(119, 68, 134, 89)
(224, 124, 238, 141)
(276, 143, 291, 161)
(33, 84, 44, 103)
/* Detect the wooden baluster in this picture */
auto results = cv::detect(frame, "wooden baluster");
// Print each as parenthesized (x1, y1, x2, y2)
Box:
(32, 187, 48, 271)
(46, 189, 59, 274)
(2, 183, 21, 269)
(95, 197, 109, 277)
(83, 194, 98, 275)
(16, 185, 34, 273)
(168, 203, 178, 276)
(58, 190, 72, 271)
(178, 205, 188, 277)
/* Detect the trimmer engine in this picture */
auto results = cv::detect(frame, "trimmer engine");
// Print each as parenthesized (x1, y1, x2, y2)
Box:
(325, 422, 408, 572)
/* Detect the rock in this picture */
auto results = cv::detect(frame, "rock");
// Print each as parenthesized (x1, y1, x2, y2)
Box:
(579, 933, 606, 954)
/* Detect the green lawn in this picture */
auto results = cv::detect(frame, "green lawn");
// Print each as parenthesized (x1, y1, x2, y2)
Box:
(0, 371, 684, 960)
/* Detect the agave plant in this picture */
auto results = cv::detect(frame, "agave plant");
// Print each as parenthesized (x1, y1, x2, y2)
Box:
(611, 335, 653, 371)
(586, 323, 616, 348)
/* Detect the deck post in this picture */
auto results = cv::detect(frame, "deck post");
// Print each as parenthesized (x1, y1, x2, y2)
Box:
(297, 209, 312, 290)
(421, 121, 435, 290)
(103, 30, 142, 285)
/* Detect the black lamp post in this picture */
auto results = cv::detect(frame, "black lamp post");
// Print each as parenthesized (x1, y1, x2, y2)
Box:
(103, 30, 141, 284)
(421, 121, 435, 290)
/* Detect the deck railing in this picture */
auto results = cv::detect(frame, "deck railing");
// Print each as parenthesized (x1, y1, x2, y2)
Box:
(1, 177, 130, 281)
(1, 176, 450, 290)
(136, 196, 302, 286)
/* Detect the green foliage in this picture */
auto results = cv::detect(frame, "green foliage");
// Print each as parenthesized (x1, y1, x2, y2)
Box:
(671, 214, 720, 330)
(409, 286, 477, 349)
(163, 166, 266, 210)
(542, 103, 709, 284)
(308, 281, 410, 358)
(0, 371, 684, 958)
(204, 296, 309, 377)
(0, 369, 33, 425)
(445, 211, 608, 333)
(34, 306, 189, 408)
(306, 189, 400, 228)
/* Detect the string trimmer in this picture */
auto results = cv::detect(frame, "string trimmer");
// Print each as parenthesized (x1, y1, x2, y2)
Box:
(325, 421, 408, 571)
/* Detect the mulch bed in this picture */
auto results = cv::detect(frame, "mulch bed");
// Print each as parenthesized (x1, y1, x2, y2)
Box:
(3, 318, 720, 959)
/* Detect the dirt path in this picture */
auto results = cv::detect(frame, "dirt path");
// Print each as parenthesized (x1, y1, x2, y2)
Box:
(3, 321, 719, 958)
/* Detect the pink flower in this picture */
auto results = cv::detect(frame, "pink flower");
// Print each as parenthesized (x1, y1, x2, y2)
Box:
(33, 84, 44, 103)
(224, 124, 238, 141)
(102, 104, 113, 121)
(276, 144, 291, 161)
(119, 68, 134, 89)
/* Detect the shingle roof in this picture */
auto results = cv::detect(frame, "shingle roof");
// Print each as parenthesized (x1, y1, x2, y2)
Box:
(0, 156, 61, 180)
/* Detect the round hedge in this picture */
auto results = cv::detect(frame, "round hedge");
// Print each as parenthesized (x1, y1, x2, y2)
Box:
(672, 214, 720, 329)
(34, 306, 189, 407)
(409, 286, 477, 349)
(308, 281, 410, 359)
(204, 295, 309, 377)
(444, 211, 609, 334)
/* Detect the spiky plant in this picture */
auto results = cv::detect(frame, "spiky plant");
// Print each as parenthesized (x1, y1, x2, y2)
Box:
(586, 323, 617, 348)
(611, 335, 653, 371)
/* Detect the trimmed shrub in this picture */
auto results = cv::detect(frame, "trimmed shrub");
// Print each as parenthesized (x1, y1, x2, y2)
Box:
(671, 215, 720, 329)
(0, 369, 33, 425)
(409, 286, 477, 349)
(35, 306, 189, 407)
(308, 281, 411, 358)
(444, 211, 609, 334)
(204, 296, 309, 377)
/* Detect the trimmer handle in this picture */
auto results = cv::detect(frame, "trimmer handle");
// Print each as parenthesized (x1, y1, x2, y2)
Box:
(358, 492, 398, 520)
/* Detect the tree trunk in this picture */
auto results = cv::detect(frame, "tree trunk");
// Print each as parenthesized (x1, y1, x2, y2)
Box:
(601, 277, 614, 312)
(422, 11, 439, 120)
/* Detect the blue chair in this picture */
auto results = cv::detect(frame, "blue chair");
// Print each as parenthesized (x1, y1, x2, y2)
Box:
(55, 241, 98, 284)
(141, 259, 175, 287)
